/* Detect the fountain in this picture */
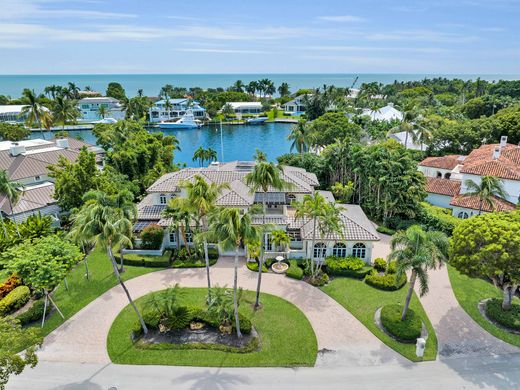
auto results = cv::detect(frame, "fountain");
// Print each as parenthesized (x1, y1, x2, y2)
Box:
(271, 255, 289, 274)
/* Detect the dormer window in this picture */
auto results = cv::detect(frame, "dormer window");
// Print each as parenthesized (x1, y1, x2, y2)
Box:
(159, 194, 167, 204)
(35, 175, 41, 181)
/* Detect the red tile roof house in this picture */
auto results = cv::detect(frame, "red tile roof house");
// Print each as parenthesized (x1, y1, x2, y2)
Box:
(131, 161, 380, 264)
(0, 137, 104, 224)
(418, 136, 519, 219)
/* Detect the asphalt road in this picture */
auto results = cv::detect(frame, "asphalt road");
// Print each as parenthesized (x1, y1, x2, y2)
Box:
(8, 352, 520, 390)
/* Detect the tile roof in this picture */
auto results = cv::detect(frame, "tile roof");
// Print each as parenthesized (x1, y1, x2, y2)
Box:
(459, 144, 520, 181)
(0, 182, 56, 215)
(425, 177, 461, 197)
(419, 155, 463, 170)
(450, 194, 517, 212)
(137, 194, 166, 220)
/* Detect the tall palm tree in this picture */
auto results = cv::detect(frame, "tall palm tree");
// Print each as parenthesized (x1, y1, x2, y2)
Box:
(182, 175, 229, 298)
(390, 225, 449, 320)
(21, 89, 51, 139)
(97, 105, 108, 119)
(205, 148, 218, 164)
(163, 198, 193, 256)
(390, 105, 419, 149)
(232, 80, 245, 93)
(68, 190, 148, 334)
(192, 146, 206, 167)
(52, 96, 80, 131)
(462, 176, 508, 215)
(205, 207, 260, 338)
(277, 82, 290, 97)
(67, 82, 80, 99)
(245, 156, 291, 309)
(287, 119, 309, 161)
(0, 170, 20, 237)
(270, 229, 290, 253)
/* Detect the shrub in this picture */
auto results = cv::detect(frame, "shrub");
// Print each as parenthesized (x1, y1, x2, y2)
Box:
(119, 251, 171, 268)
(380, 305, 422, 342)
(143, 310, 161, 329)
(234, 314, 252, 335)
(0, 274, 21, 300)
(246, 261, 268, 273)
(373, 258, 387, 272)
(376, 225, 396, 235)
(16, 299, 46, 325)
(418, 202, 460, 236)
(485, 298, 520, 331)
(326, 256, 372, 279)
(286, 260, 304, 280)
(308, 272, 329, 287)
(386, 261, 397, 274)
(365, 271, 407, 291)
(140, 224, 164, 249)
(207, 247, 219, 259)
(0, 285, 31, 315)
(165, 306, 192, 330)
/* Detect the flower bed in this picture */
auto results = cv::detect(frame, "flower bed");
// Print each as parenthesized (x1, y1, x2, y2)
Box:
(325, 256, 372, 279)
(380, 304, 422, 342)
(485, 298, 520, 332)
(365, 271, 407, 291)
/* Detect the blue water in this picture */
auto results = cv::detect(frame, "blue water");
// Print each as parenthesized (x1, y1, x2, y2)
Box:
(30, 122, 294, 166)
(2, 73, 519, 98)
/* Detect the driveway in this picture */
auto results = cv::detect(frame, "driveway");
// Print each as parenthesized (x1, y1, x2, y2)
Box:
(37, 258, 406, 367)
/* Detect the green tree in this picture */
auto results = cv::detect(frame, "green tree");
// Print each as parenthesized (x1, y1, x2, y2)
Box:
(0, 316, 42, 390)
(287, 119, 309, 161)
(390, 225, 449, 320)
(270, 229, 290, 252)
(306, 112, 362, 147)
(106, 82, 126, 101)
(97, 105, 108, 119)
(181, 175, 229, 298)
(163, 198, 193, 256)
(222, 103, 235, 117)
(192, 146, 207, 167)
(0, 171, 21, 237)
(450, 211, 520, 310)
(0, 123, 30, 142)
(278, 82, 290, 97)
(20, 89, 51, 139)
(69, 190, 148, 334)
(462, 176, 508, 215)
(245, 156, 291, 309)
(205, 208, 259, 337)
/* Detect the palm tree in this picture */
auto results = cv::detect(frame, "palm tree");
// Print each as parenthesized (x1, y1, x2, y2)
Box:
(182, 175, 229, 298)
(163, 198, 193, 256)
(52, 96, 80, 131)
(232, 80, 245, 93)
(205, 148, 218, 164)
(278, 82, 290, 97)
(205, 207, 260, 337)
(246, 81, 258, 96)
(245, 155, 291, 309)
(390, 225, 449, 320)
(21, 89, 51, 139)
(0, 170, 21, 237)
(192, 146, 206, 167)
(97, 105, 108, 119)
(67, 82, 80, 99)
(270, 229, 290, 253)
(287, 119, 309, 161)
(462, 176, 508, 215)
(68, 190, 148, 334)
(390, 105, 419, 149)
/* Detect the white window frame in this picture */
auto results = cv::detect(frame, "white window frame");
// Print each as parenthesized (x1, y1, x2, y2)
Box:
(332, 243, 347, 258)
(352, 243, 366, 259)
(159, 194, 167, 205)
(313, 242, 327, 259)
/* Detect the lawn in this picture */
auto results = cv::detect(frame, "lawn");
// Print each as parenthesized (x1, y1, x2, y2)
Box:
(107, 288, 318, 367)
(35, 245, 166, 337)
(321, 277, 438, 362)
(447, 265, 520, 348)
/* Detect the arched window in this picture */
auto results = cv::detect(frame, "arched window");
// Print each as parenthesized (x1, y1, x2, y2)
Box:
(287, 194, 296, 205)
(332, 243, 347, 257)
(436, 171, 442, 178)
(457, 211, 469, 219)
(352, 243, 366, 259)
(444, 172, 451, 179)
(313, 243, 327, 259)
(159, 194, 167, 204)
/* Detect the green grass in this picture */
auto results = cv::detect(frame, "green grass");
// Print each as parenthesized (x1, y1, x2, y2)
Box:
(107, 288, 317, 367)
(321, 277, 438, 362)
(34, 245, 165, 337)
(447, 265, 520, 348)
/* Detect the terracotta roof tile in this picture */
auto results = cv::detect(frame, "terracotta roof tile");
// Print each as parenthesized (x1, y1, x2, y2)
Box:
(450, 194, 516, 212)
(426, 178, 461, 197)
(419, 155, 463, 170)
(460, 144, 520, 180)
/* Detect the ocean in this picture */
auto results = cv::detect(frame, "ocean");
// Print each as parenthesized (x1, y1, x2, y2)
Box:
(1, 73, 519, 98)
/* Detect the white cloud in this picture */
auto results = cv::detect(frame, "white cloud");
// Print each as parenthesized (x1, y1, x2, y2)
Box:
(307, 45, 447, 53)
(177, 48, 268, 54)
(318, 15, 365, 22)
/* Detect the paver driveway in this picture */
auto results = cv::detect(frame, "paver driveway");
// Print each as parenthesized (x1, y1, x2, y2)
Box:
(37, 258, 407, 367)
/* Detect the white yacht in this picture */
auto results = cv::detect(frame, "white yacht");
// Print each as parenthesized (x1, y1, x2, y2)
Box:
(158, 110, 203, 129)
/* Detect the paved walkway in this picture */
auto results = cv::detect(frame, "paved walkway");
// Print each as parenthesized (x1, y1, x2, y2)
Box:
(37, 258, 406, 367)
(417, 266, 520, 359)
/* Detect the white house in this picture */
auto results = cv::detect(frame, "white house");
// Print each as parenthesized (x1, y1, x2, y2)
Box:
(149, 99, 206, 122)
(223, 102, 263, 115)
(389, 130, 425, 151)
(0, 105, 50, 124)
(419, 137, 519, 218)
(77, 97, 125, 122)
(361, 103, 403, 122)
(133, 161, 379, 263)
(283, 95, 309, 115)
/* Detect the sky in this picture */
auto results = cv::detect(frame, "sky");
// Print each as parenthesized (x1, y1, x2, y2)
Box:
(1, 0, 519, 74)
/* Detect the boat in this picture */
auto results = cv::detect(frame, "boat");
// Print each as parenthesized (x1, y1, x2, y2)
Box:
(245, 116, 268, 125)
(158, 110, 203, 129)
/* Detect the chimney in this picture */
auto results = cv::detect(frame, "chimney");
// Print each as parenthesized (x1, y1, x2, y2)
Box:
(500, 136, 508, 149)
(9, 142, 26, 157)
(492, 146, 501, 160)
(56, 138, 69, 149)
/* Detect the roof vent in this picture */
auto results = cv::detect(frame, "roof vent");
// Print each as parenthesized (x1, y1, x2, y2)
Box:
(500, 136, 508, 149)
(9, 142, 26, 157)
(56, 138, 69, 149)
(492, 146, 501, 160)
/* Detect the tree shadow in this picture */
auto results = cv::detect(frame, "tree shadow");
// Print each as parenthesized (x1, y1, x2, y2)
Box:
(49, 363, 111, 390)
(171, 367, 250, 390)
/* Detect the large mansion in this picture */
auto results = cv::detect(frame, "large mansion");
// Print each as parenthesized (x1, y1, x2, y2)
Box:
(419, 137, 519, 218)
(135, 161, 380, 263)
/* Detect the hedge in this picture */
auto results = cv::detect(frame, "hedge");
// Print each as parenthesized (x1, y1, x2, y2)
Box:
(325, 257, 372, 279)
(365, 271, 407, 291)
(117, 250, 171, 268)
(308, 272, 329, 287)
(286, 260, 304, 280)
(16, 299, 46, 325)
(0, 275, 21, 300)
(373, 258, 387, 272)
(485, 298, 520, 331)
(172, 257, 218, 268)
(418, 202, 460, 235)
(246, 261, 268, 273)
(376, 225, 396, 235)
(380, 304, 422, 342)
(0, 285, 31, 316)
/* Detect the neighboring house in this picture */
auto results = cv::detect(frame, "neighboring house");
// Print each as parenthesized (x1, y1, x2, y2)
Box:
(77, 97, 125, 122)
(0, 137, 104, 223)
(148, 99, 206, 122)
(134, 161, 380, 263)
(389, 130, 424, 151)
(361, 103, 403, 122)
(223, 102, 263, 115)
(283, 94, 309, 115)
(419, 136, 519, 218)
(0, 105, 50, 124)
